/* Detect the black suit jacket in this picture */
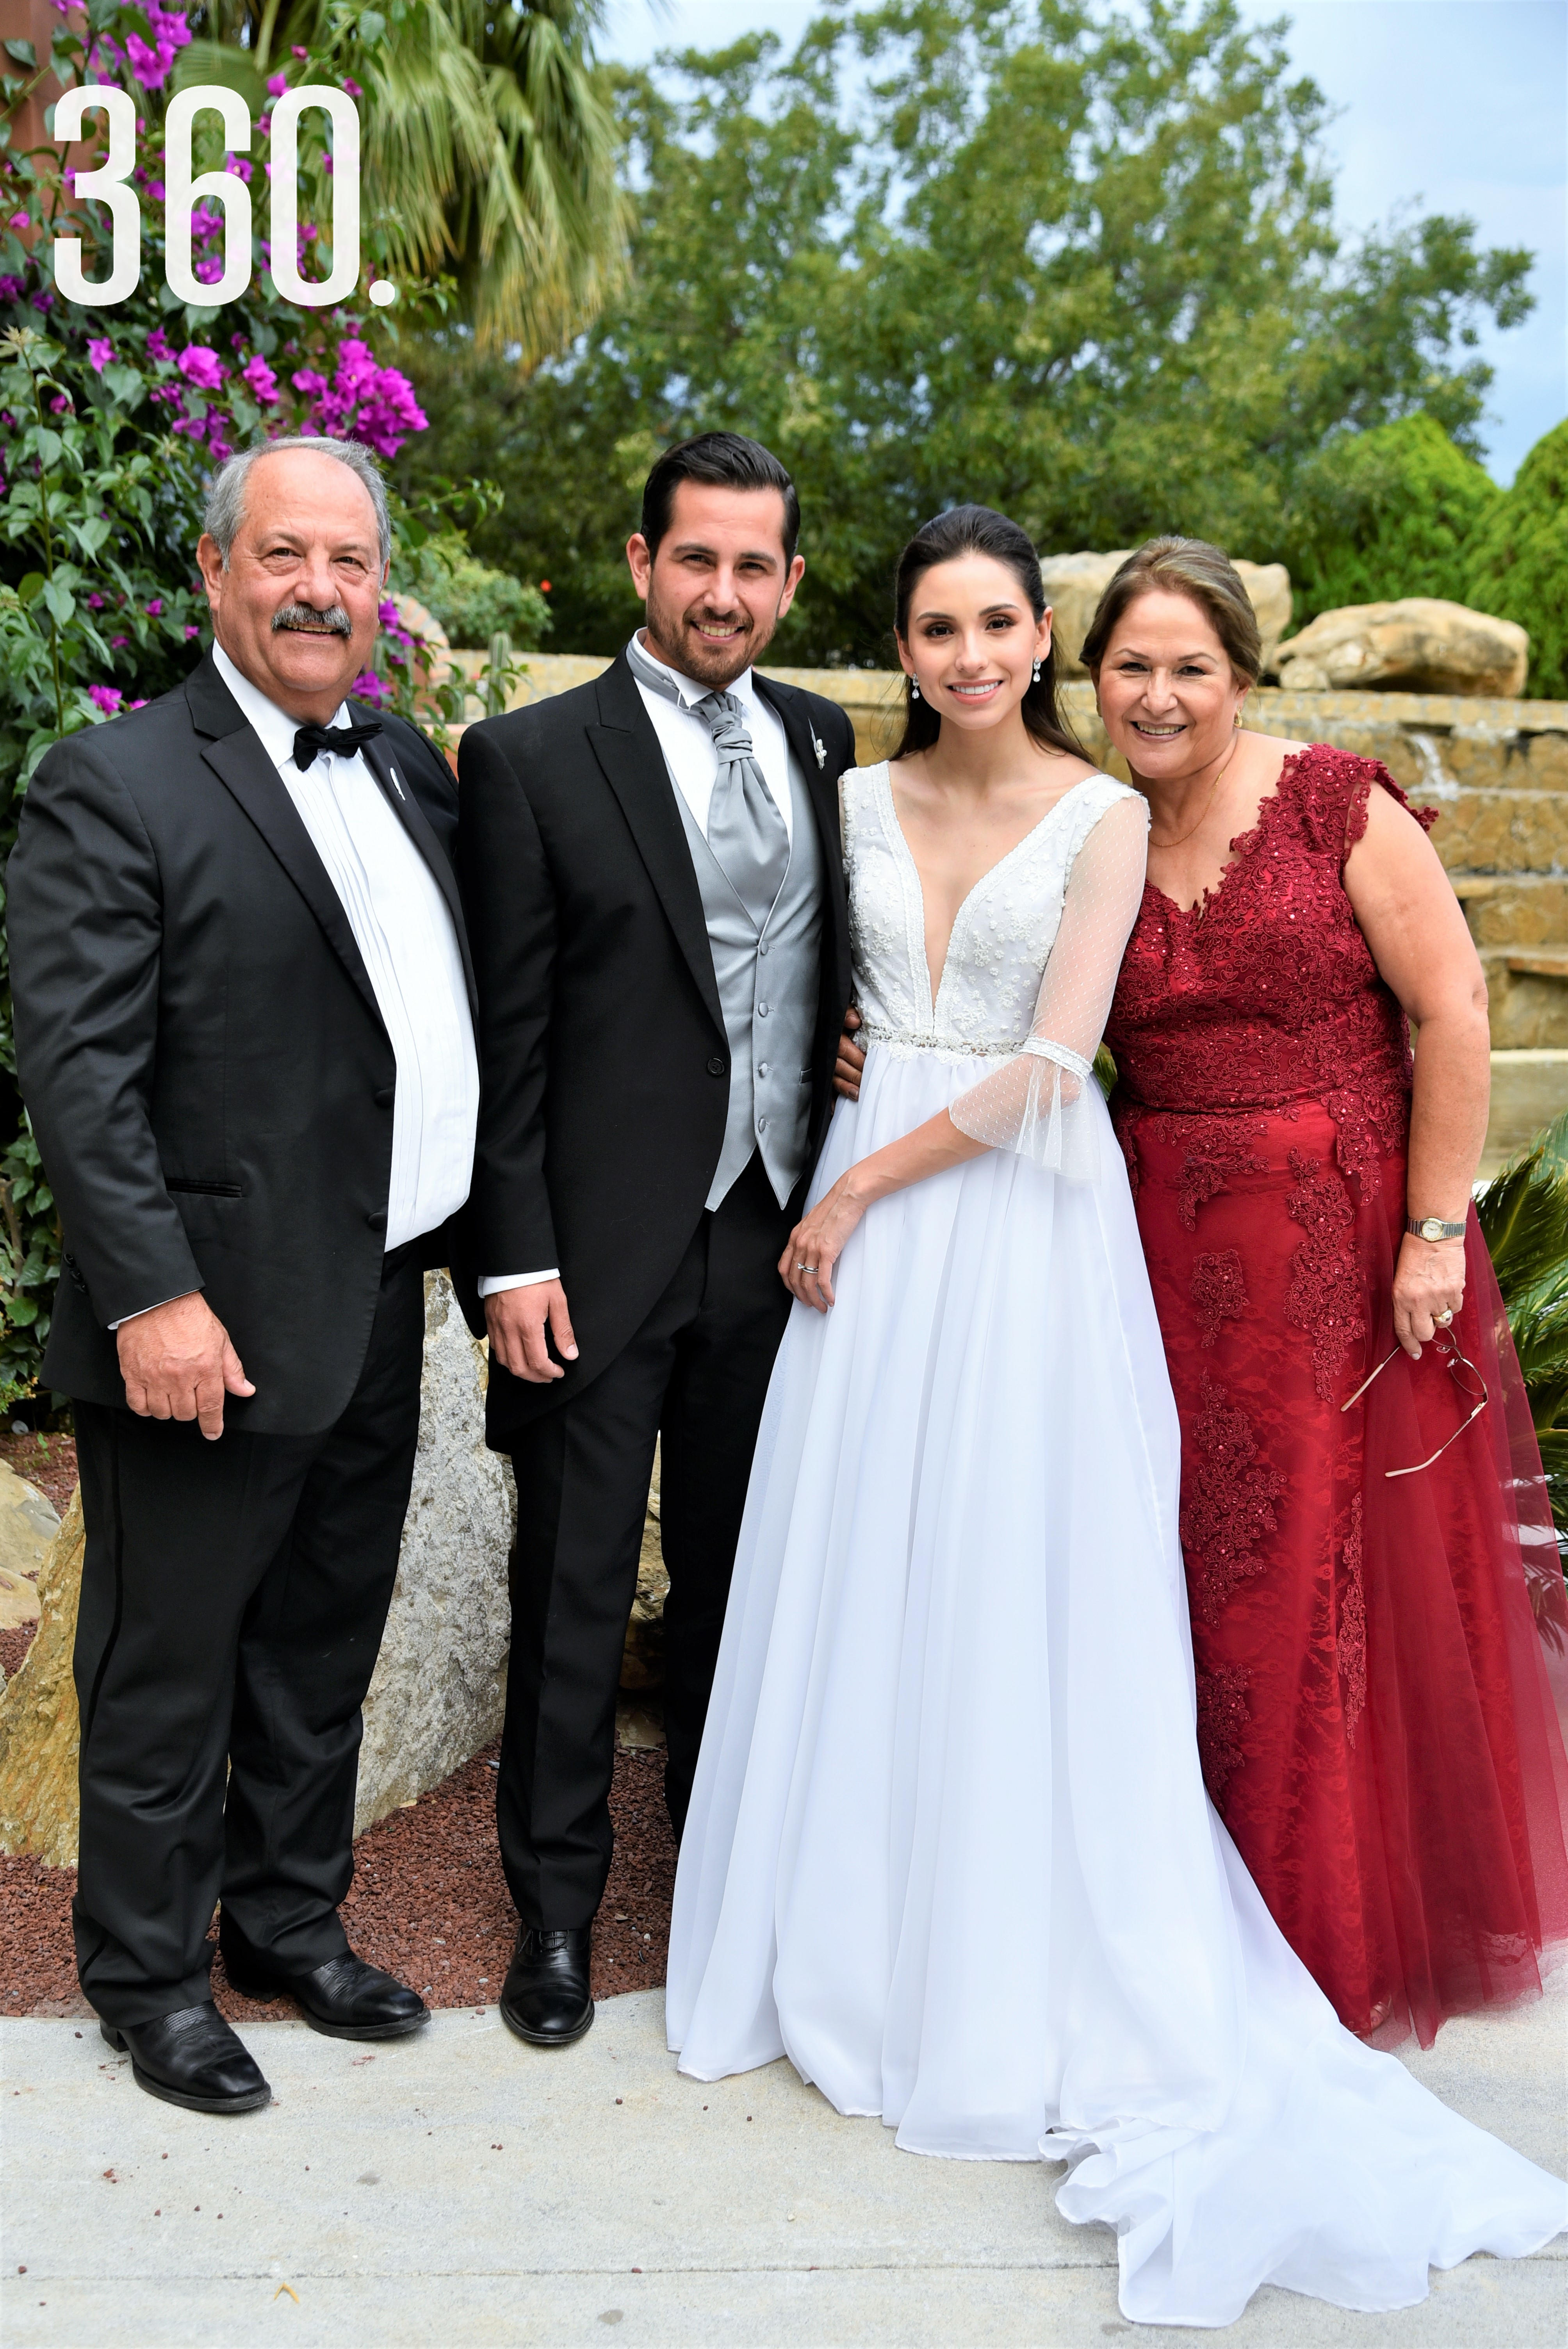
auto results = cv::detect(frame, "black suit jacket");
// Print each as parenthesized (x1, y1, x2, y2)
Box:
(457, 651, 855, 1442)
(8, 652, 474, 1436)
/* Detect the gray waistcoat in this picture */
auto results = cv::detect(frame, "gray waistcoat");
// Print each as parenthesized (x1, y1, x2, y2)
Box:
(669, 764, 824, 1210)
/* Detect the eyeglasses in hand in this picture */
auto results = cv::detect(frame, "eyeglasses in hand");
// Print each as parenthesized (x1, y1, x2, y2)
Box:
(1340, 1327, 1489, 1477)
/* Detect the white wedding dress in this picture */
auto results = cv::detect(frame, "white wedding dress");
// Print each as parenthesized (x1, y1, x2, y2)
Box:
(665, 762, 1568, 2328)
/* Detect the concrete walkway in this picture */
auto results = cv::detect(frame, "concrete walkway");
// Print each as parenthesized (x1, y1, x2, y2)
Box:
(3, 1977, 1565, 2347)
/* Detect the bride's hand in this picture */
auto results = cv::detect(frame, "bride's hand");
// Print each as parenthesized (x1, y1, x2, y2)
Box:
(780, 1175, 870, 1310)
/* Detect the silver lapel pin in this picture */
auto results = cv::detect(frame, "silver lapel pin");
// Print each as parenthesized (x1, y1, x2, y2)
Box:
(812, 733, 826, 770)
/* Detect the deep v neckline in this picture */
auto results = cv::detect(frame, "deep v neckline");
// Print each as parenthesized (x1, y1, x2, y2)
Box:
(878, 761, 1104, 1015)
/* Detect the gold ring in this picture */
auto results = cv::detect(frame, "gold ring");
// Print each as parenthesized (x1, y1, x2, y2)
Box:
(1435, 1308, 1454, 1327)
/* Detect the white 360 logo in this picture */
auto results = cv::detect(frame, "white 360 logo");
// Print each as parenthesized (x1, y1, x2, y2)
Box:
(52, 83, 376, 310)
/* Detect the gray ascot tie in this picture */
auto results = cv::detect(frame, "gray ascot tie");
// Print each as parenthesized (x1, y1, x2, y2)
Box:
(627, 635, 790, 930)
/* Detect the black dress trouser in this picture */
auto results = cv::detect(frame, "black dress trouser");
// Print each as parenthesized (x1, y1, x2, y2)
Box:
(70, 1250, 426, 2027)
(499, 1151, 794, 1929)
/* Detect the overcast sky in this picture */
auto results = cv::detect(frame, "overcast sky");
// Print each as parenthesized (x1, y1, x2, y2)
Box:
(599, 0, 1567, 485)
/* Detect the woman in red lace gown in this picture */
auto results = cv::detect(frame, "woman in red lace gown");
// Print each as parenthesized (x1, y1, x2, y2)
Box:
(1089, 538, 1568, 2050)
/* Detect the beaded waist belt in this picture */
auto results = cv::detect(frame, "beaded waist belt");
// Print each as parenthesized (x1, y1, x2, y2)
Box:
(857, 1020, 1020, 1059)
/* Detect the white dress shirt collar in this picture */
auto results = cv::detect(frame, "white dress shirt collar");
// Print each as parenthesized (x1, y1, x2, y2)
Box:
(631, 630, 760, 714)
(213, 640, 351, 769)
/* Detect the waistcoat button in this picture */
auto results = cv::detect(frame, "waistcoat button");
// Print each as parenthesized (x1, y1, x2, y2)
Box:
(757, 1002, 769, 1018)
(758, 1062, 770, 1077)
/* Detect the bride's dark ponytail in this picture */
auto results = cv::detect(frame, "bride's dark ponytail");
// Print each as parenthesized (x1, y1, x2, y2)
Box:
(890, 506, 1084, 764)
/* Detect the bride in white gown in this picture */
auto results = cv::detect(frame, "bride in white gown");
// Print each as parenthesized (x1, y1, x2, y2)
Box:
(663, 506, 1567, 2328)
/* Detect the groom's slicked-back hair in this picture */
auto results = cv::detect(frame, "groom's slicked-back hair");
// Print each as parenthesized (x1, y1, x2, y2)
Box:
(641, 432, 800, 565)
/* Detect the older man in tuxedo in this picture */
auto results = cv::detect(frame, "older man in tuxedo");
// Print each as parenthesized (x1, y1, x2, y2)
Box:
(8, 438, 477, 2115)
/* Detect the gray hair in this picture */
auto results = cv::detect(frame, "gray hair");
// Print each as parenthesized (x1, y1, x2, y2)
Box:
(203, 436, 392, 571)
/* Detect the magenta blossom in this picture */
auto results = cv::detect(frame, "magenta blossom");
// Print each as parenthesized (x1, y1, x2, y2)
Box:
(110, 634, 130, 649)
(292, 44, 308, 57)
(7, 212, 30, 231)
(121, 1, 193, 92)
(177, 345, 226, 392)
(87, 592, 107, 611)
(0, 277, 23, 301)
(343, 78, 362, 97)
(242, 354, 280, 404)
(88, 684, 123, 716)
(146, 599, 164, 617)
(185, 623, 201, 640)
(87, 336, 115, 373)
(267, 72, 288, 98)
(352, 670, 393, 706)
(145, 328, 173, 364)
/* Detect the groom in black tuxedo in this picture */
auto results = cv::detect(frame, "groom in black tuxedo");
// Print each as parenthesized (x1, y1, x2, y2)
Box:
(458, 433, 856, 2045)
(9, 439, 477, 2115)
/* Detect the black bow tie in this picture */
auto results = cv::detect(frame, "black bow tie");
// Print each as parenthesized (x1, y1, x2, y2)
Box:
(292, 717, 383, 770)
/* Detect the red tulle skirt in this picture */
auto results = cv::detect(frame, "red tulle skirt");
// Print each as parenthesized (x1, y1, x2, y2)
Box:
(1122, 1098, 1568, 2048)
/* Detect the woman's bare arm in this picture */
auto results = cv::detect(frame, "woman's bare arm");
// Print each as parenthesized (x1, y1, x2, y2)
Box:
(1343, 783, 1490, 1355)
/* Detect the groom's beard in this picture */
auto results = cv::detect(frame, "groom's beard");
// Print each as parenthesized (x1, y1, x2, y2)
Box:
(642, 580, 781, 692)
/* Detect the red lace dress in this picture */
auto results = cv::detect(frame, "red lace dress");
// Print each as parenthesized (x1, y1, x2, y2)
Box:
(1105, 743, 1568, 2049)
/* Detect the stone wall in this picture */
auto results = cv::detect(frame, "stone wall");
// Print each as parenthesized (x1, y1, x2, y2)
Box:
(467, 657, 1568, 1166)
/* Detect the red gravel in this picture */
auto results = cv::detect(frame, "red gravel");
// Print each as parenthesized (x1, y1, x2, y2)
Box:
(0, 1739, 677, 2019)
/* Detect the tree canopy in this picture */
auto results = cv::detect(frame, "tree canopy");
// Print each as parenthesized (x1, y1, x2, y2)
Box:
(396, 0, 1536, 665)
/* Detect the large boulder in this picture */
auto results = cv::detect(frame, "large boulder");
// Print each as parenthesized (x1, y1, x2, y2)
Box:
(1039, 551, 1293, 677)
(0, 1490, 85, 1866)
(1276, 599, 1530, 697)
(0, 1460, 57, 1634)
(353, 1273, 515, 1834)
(0, 1273, 517, 1863)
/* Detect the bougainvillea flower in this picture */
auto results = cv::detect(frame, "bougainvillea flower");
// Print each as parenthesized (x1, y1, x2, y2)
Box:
(87, 336, 115, 372)
(242, 354, 280, 404)
(177, 345, 226, 392)
(89, 684, 123, 715)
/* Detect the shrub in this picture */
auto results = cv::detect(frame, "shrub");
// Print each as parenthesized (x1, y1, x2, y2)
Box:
(1283, 413, 1502, 628)
(398, 531, 552, 650)
(1465, 421, 1568, 701)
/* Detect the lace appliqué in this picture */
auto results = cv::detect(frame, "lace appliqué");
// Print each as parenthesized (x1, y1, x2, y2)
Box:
(1167, 1113, 1269, 1232)
(1336, 1493, 1367, 1745)
(1192, 1248, 1248, 1346)
(1285, 1150, 1365, 1402)
(1181, 1372, 1288, 1624)
(1103, 747, 1420, 1191)
(1196, 1663, 1253, 1803)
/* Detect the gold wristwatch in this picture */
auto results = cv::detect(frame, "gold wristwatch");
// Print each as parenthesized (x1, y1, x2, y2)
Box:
(1406, 1215, 1466, 1242)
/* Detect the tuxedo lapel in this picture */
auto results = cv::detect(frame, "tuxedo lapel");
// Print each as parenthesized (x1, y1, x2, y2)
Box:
(185, 659, 382, 1029)
(755, 677, 842, 874)
(362, 731, 478, 1020)
(587, 656, 725, 1041)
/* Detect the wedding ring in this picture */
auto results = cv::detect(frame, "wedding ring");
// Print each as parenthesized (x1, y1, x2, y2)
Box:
(797, 1262, 818, 1274)
(1435, 1308, 1454, 1327)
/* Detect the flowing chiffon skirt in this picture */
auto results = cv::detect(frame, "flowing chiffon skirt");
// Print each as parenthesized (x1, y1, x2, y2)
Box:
(666, 1042, 1568, 2328)
(1118, 1098, 1568, 2049)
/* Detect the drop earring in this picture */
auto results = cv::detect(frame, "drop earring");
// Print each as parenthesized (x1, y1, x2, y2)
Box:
(1031, 658, 1042, 684)
(910, 680, 921, 700)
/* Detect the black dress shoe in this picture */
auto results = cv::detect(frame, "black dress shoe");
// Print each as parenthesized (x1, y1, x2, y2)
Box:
(500, 1926, 593, 2046)
(100, 2005, 271, 2115)
(221, 1932, 429, 2042)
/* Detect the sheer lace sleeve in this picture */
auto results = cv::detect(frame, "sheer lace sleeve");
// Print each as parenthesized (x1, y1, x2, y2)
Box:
(949, 790, 1149, 1180)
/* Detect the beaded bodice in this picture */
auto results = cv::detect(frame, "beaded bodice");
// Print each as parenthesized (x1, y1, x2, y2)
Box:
(843, 761, 1137, 1057)
(1105, 746, 1433, 1182)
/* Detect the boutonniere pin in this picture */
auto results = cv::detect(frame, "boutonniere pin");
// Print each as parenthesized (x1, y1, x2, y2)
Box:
(812, 732, 826, 770)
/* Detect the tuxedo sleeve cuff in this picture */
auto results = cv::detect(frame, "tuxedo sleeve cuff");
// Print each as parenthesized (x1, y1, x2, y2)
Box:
(479, 1269, 561, 1295)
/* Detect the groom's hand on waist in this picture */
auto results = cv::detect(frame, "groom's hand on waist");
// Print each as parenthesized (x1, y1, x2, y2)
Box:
(835, 1005, 866, 1101)
(117, 1290, 256, 1439)
(486, 1281, 579, 1383)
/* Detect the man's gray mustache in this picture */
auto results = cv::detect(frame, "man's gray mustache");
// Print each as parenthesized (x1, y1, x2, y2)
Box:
(272, 602, 353, 636)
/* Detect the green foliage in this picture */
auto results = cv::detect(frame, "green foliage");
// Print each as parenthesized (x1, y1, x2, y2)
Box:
(177, 0, 627, 358)
(1283, 414, 1502, 629)
(397, 530, 553, 649)
(1465, 422, 1568, 701)
(1477, 1110, 1568, 1561)
(395, 0, 1536, 666)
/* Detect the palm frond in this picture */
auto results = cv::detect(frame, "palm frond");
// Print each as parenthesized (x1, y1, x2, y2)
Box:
(1476, 1110, 1568, 1319)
